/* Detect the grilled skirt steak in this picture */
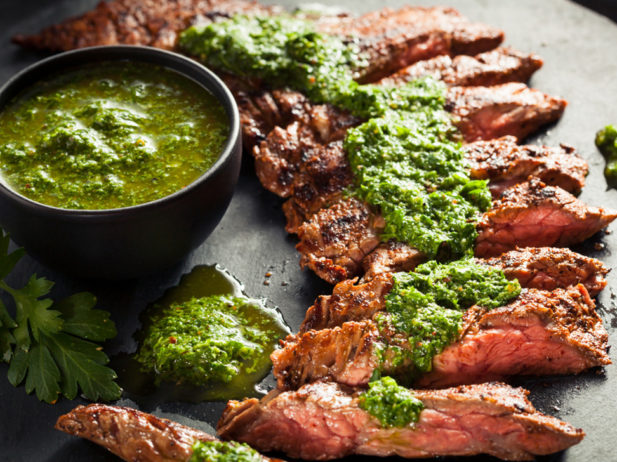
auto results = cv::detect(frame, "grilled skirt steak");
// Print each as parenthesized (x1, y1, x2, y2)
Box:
(483, 246, 609, 297)
(475, 179, 617, 257)
(465, 135, 588, 196)
(379, 47, 543, 87)
(272, 285, 610, 390)
(55, 404, 214, 462)
(217, 381, 584, 461)
(301, 246, 608, 333)
(447, 83, 567, 141)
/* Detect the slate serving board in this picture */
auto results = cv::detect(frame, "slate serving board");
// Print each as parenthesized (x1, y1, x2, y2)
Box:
(1, 1, 616, 461)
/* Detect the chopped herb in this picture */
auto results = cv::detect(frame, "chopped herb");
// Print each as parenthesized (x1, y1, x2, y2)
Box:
(0, 229, 120, 403)
(595, 124, 617, 189)
(358, 376, 424, 428)
(189, 440, 264, 462)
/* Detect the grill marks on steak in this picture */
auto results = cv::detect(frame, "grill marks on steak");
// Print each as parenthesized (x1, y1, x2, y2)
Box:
(272, 285, 610, 390)
(318, 6, 503, 82)
(218, 381, 584, 461)
(296, 198, 384, 284)
(465, 136, 588, 196)
(380, 47, 543, 87)
(475, 179, 617, 257)
(55, 404, 215, 462)
(12, 0, 278, 52)
(483, 247, 609, 297)
(447, 83, 567, 142)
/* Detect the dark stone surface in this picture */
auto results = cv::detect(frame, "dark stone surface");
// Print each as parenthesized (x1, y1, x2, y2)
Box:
(0, 1, 616, 461)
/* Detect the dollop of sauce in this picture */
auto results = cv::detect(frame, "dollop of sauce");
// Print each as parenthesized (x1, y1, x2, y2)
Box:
(358, 376, 424, 428)
(179, 15, 491, 259)
(0, 61, 228, 209)
(595, 124, 617, 189)
(189, 440, 264, 462)
(117, 265, 289, 402)
(378, 258, 520, 377)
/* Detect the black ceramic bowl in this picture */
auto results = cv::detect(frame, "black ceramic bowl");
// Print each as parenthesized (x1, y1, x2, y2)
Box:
(0, 46, 241, 279)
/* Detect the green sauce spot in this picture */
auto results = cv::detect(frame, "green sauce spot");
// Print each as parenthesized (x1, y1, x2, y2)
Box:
(377, 258, 521, 378)
(595, 124, 617, 189)
(135, 294, 287, 388)
(0, 61, 228, 209)
(190, 440, 263, 462)
(179, 15, 491, 258)
(358, 376, 424, 428)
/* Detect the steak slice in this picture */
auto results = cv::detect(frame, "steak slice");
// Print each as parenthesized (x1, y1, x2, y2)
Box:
(447, 83, 567, 142)
(361, 240, 427, 280)
(318, 6, 503, 82)
(301, 247, 608, 333)
(218, 381, 584, 461)
(483, 247, 609, 297)
(272, 286, 610, 390)
(296, 197, 384, 284)
(55, 404, 214, 462)
(12, 0, 279, 51)
(475, 179, 617, 257)
(465, 136, 588, 196)
(380, 47, 543, 87)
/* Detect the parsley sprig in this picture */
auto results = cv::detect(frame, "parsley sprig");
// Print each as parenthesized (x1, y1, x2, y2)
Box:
(0, 229, 121, 403)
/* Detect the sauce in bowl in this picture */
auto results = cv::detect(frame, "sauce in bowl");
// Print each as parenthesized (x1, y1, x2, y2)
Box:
(0, 61, 228, 210)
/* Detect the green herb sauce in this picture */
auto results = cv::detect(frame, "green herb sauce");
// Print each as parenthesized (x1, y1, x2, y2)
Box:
(135, 294, 287, 388)
(376, 258, 521, 377)
(190, 440, 263, 462)
(595, 124, 617, 189)
(358, 376, 424, 428)
(0, 61, 228, 209)
(179, 15, 491, 258)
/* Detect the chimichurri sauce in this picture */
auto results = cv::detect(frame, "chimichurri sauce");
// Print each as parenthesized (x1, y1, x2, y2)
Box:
(116, 265, 289, 403)
(179, 15, 491, 259)
(596, 124, 617, 189)
(190, 440, 264, 462)
(0, 61, 228, 209)
(358, 376, 424, 428)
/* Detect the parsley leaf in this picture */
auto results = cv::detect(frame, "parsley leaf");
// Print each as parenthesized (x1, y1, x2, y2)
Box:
(0, 228, 121, 403)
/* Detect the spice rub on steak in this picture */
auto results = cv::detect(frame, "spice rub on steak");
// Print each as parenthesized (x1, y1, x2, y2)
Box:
(465, 136, 588, 197)
(301, 247, 608, 333)
(218, 381, 584, 461)
(447, 83, 567, 142)
(475, 179, 617, 257)
(12, 0, 279, 52)
(484, 247, 609, 297)
(56, 404, 215, 462)
(379, 47, 543, 87)
(272, 285, 610, 390)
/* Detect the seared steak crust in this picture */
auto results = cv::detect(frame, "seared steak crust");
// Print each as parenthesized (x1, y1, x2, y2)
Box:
(483, 247, 609, 297)
(475, 179, 617, 257)
(380, 47, 543, 87)
(55, 404, 214, 462)
(447, 83, 567, 142)
(361, 240, 426, 279)
(272, 286, 610, 390)
(218, 381, 584, 461)
(466, 136, 588, 196)
(296, 198, 384, 284)
(13, 0, 278, 51)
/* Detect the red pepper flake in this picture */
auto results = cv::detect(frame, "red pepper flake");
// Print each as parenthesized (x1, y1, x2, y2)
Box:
(25, 184, 31, 189)
(265, 272, 272, 277)
(169, 336, 177, 344)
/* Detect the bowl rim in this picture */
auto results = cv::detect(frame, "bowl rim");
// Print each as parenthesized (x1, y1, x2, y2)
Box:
(0, 45, 241, 217)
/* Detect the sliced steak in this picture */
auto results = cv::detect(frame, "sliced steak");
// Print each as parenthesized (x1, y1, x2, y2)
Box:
(319, 6, 503, 82)
(218, 381, 584, 461)
(448, 83, 567, 142)
(475, 179, 617, 257)
(465, 136, 588, 196)
(483, 247, 609, 297)
(272, 286, 610, 390)
(55, 404, 214, 462)
(296, 197, 384, 284)
(361, 240, 427, 280)
(12, 0, 279, 51)
(380, 47, 543, 87)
